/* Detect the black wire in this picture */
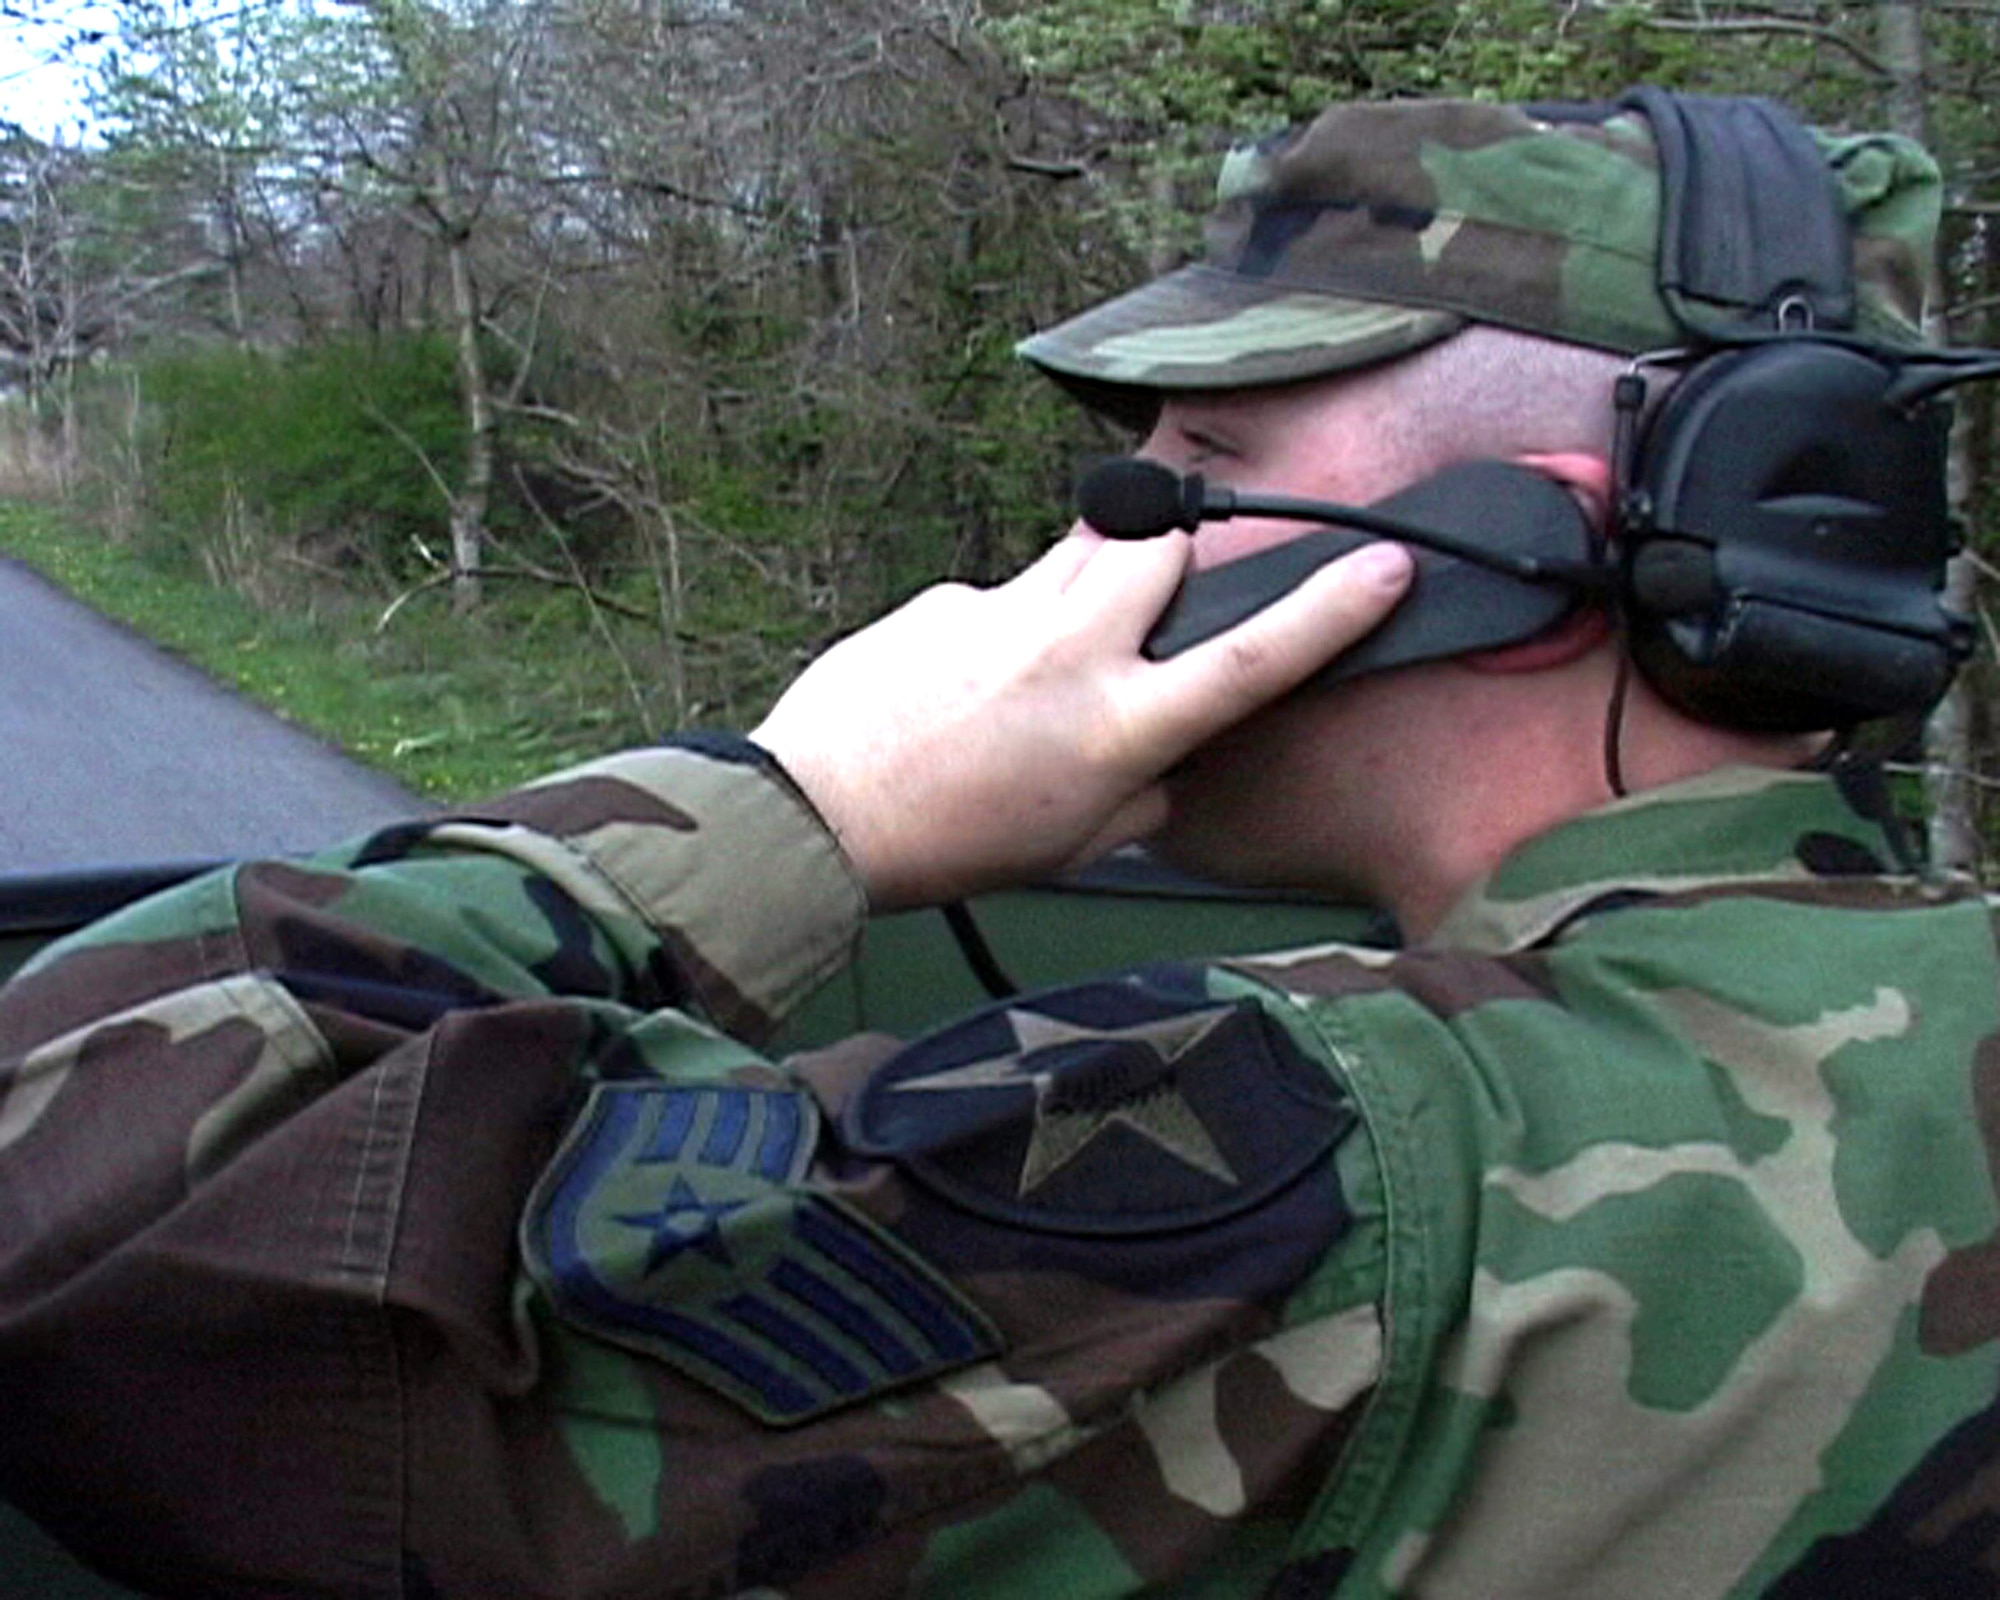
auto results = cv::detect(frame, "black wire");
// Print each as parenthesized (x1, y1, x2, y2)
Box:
(1603, 642, 1633, 800)
(942, 900, 1019, 1000)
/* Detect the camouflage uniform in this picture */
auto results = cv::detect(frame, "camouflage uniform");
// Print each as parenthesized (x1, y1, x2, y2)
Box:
(3, 741, 1997, 1597)
(5, 98, 1996, 1599)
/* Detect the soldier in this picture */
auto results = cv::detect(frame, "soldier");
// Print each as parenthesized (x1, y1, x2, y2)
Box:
(4, 89, 1998, 1598)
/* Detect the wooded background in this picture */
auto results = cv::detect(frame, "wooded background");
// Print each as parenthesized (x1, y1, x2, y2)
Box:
(4, 1, 1998, 852)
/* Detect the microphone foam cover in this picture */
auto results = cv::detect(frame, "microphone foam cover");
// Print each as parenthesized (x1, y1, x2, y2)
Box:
(1076, 457, 1187, 538)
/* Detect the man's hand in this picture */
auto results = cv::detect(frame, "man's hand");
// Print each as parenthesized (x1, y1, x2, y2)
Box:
(752, 530, 1413, 910)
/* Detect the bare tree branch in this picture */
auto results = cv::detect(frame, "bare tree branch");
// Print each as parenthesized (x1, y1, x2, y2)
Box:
(1005, 153, 1089, 179)
(1634, 12, 1893, 79)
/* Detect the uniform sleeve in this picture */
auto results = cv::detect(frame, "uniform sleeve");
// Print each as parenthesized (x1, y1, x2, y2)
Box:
(0, 736, 865, 1597)
(0, 736, 1388, 1600)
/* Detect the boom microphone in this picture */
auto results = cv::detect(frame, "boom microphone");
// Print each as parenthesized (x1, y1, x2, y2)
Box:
(1076, 458, 1204, 538)
(1076, 456, 1605, 586)
(1073, 455, 1609, 679)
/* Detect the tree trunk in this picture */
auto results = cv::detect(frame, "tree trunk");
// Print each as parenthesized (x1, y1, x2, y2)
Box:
(444, 222, 491, 612)
(1147, 163, 1177, 277)
(1880, 3, 1982, 872)
(216, 153, 251, 353)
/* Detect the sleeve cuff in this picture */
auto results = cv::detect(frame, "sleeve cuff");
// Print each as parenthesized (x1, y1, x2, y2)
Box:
(444, 735, 867, 1038)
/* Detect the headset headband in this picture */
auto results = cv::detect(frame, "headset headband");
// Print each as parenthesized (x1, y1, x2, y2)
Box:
(1616, 88, 1857, 341)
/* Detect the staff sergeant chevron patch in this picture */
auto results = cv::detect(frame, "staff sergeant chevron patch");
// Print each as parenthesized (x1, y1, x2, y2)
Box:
(522, 1083, 1001, 1424)
(846, 972, 1354, 1236)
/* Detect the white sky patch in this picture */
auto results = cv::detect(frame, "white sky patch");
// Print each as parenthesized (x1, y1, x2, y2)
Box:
(0, 0, 121, 141)
(1, 0, 264, 143)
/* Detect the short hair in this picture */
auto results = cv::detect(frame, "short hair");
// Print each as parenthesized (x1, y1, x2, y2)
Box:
(1364, 325, 1631, 479)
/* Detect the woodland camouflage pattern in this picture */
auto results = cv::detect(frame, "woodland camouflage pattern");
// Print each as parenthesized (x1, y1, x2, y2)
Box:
(1018, 96, 1942, 426)
(4, 737, 2000, 1597)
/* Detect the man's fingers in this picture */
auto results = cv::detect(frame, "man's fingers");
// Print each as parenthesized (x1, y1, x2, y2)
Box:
(1007, 527, 1108, 601)
(1056, 530, 1192, 648)
(1147, 541, 1414, 740)
(754, 529, 1408, 910)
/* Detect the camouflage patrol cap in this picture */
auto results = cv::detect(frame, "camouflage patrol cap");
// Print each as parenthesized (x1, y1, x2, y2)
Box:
(1018, 96, 1942, 427)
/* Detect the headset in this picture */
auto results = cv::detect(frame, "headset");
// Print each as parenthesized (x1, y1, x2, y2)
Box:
(1078, 88, 1997, 737)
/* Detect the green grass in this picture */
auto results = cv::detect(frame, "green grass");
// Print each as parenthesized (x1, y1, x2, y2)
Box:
(0, 502, 656, 801)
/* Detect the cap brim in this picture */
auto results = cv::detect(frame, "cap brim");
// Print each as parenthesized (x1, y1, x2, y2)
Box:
(1018, 264, 1464, 430)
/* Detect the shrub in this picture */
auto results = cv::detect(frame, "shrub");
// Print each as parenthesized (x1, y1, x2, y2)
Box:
(128, 335, 468, 597)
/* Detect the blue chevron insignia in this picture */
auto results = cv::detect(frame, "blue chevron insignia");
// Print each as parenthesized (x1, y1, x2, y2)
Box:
(522, 1082, 1000, 1425)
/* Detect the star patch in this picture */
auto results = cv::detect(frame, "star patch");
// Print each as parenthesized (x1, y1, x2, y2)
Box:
(847, 975, 1353, 1236)
(522, 1083, 999, 1425)
(892, 1006, 1241, 1196)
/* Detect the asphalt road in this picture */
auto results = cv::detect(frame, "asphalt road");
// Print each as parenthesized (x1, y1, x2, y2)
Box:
(0, 556, 431, 873)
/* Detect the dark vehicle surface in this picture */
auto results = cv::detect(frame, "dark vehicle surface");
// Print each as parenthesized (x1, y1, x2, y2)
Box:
(1, 854, 1384, 1597)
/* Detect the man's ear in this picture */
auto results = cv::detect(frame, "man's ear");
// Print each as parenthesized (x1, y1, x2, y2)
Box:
(1461, 451, 1615, 675)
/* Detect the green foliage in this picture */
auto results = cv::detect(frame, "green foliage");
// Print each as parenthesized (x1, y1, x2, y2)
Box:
(128, 336, 466, 586)
(996, 0, 1356, 137)
(988, 0, 1901, 169)
(984, 0, 1690, 275)
(992, 0, 1627, 151)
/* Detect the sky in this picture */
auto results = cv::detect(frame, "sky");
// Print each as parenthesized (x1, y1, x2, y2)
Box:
(1, 0, 122, 141)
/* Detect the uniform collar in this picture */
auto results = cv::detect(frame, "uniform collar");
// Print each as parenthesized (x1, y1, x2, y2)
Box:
(1426, 765, 1911, 955)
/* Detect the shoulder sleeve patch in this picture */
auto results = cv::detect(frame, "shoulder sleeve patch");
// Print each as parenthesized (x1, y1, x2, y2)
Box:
(845, 971, 1355, 1237)
(521, 1083, 1000, 1425)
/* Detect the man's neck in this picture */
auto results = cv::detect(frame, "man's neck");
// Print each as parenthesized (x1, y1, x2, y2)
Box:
(1376, 665, 1827, 942)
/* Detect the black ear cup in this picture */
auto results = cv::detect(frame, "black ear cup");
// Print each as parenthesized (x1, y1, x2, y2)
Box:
(1620, 340, 1970, 732)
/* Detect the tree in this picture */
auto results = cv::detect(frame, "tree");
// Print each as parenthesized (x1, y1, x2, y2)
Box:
(0, 119, 230, 482)
(0, 127, 89, 419)
(50, 0, 2000, 792)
